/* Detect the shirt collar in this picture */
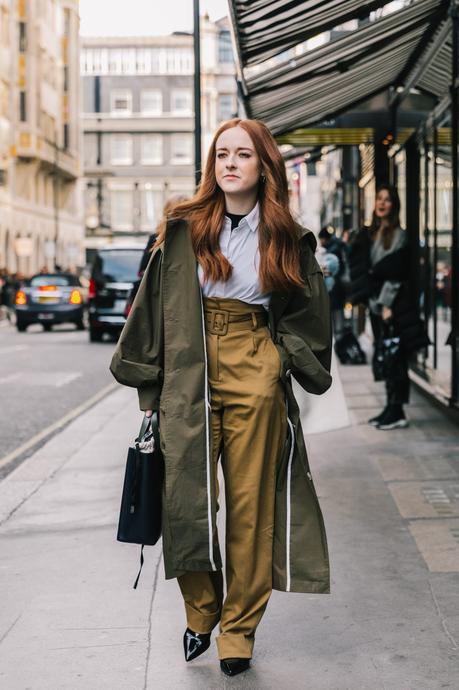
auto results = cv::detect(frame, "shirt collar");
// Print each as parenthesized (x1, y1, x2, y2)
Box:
(224, 202, 260, 233)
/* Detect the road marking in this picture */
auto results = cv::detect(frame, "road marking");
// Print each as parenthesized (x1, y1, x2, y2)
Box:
(0, 344, 28, 354)
(0, 373, 21, 384)
(0, 382, 118, 472)
(55, 372, 83, 388)
(10, 371, 83, 387)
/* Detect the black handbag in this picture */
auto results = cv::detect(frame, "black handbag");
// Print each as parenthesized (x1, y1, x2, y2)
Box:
(117, 412, 164, 588)
(372, 322, 405, 382)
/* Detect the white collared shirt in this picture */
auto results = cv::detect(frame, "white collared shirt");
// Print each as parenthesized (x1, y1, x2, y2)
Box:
(197, 202, 270, 309)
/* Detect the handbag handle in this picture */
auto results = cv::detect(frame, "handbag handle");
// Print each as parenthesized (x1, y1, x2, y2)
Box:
(136, 412, 161, 449)
(137, 413, 152, 441)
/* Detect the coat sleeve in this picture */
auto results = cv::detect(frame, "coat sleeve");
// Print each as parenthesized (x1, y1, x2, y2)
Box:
(109, 246, 164, 411)
(276, 239, 332, 395)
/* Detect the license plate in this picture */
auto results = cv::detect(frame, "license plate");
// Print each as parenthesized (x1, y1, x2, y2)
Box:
(38, 296, 59, 303)
(37, 313, 54, 320)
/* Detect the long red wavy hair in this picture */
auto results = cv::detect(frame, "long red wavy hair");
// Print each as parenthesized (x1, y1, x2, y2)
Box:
(155, 118, 304, 293)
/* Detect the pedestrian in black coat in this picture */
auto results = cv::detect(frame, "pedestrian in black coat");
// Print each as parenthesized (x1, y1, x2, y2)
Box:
(348, 184, 428, 430)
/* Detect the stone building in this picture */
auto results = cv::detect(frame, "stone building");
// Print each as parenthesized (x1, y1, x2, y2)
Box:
(0, 0, 83, 275)
(81, 15, 237, 250)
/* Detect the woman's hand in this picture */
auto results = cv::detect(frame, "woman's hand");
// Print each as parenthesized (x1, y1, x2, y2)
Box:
(145, 409, 153, 417)
(382, 306, 392, 321)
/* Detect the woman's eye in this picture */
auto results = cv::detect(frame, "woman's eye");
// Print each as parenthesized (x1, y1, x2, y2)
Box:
(217, 153, 226, 159)
(239, 152, 250, 158)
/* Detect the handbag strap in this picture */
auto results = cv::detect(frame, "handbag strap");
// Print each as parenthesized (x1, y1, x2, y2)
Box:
(136, 411, 160, 444)
(133, 544, 145, 589)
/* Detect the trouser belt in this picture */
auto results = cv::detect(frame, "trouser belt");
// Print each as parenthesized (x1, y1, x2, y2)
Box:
(204, 308, 268, 336)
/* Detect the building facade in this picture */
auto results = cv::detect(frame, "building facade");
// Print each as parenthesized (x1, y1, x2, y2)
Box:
(81, 16, 237, 251)
(0, 0, 83, 275)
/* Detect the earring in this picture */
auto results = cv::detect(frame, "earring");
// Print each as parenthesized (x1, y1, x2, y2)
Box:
(261, 173, 266, 183)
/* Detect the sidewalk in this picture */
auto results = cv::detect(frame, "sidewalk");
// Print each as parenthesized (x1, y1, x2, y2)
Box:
(1, 366, 458, 689)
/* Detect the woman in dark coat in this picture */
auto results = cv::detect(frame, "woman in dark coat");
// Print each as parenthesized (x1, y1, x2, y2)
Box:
(348, 184, 427, 430)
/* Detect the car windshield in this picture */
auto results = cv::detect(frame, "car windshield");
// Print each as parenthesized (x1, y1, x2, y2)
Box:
(96, 250, 142, 282)
(30, 275, 74, 287)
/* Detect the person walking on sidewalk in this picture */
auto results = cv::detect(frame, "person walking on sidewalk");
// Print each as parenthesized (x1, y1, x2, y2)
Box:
(110, 118, 332, 677)
(348, 184, 427, 430)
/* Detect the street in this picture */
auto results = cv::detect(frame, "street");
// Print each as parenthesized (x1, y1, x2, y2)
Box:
(0, 321, 117, 478)
(0, 361, 458, 689)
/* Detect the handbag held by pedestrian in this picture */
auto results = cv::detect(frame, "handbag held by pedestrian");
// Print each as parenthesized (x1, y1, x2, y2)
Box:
(372, 321, 405, 382)
(117, 412, 164, 588)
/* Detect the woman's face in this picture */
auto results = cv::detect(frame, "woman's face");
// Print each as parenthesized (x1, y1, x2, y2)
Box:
(374, 189, 393, 219)
(215, 126, 261, 196)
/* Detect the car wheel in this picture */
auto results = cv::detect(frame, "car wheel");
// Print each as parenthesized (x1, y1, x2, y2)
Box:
(16, 322, 27, 332)
(75, 319, 85, 331)
(43, 323, 52, 332)
(89, 328, 103, 342)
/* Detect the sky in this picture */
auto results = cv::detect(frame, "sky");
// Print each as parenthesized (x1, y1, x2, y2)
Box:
(79, 0, 230, 36)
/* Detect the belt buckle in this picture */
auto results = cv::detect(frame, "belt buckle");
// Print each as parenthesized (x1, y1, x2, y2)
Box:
(210, 309, 229, 335)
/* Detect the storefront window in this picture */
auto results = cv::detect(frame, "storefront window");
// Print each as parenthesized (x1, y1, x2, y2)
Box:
(416, 113, 453, 398)
(396, 150, 406, 229)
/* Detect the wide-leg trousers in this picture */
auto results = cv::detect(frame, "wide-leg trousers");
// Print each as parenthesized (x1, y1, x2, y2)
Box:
(177, 297, 287, 660)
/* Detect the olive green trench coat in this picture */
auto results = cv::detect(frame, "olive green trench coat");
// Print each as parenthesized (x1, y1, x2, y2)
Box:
(110, 218, 332, 593)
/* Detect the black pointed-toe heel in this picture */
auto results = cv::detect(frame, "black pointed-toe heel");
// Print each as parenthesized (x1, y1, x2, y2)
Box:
(183, 628, 211, 662)
(220, 658, 251, 676)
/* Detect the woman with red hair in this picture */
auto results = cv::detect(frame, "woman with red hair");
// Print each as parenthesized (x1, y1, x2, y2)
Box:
(110, 119, 332, 676)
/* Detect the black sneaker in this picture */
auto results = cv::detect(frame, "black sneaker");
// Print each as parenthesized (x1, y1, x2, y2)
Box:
(377, 406, 409, 430)
(368, 407, 388, 426)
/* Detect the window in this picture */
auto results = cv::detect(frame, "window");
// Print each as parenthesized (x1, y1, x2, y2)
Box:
(171, 134, 193, 165)
(19, 91, 27, 122)
(136, 48, 151, 74)
(110, 135, 133, 165)
(63, 65, 69, 91)
(110, 189, 133, 230)
(140, 90, 162, 115)
(19, 22, 27, 52)
(218, 30, 233, 63)
(0, 81, 9, 119)
(140, 135, 163, 165)
(84, 135, 98, 168)
(64, 8, 71, 36)
(63, 124, 69, 150)
(0, 7, 9, 47)
(141, 185, 163, 229)
(120, 49, 136, 74)
(81, 46, 193, 76)
(110, 89, 132, 116)
(171, 89, 192, 115)
(218, 95, 235, 122)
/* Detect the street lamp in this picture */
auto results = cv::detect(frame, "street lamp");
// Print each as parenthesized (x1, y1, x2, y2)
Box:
(193, 0, 202, 189)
